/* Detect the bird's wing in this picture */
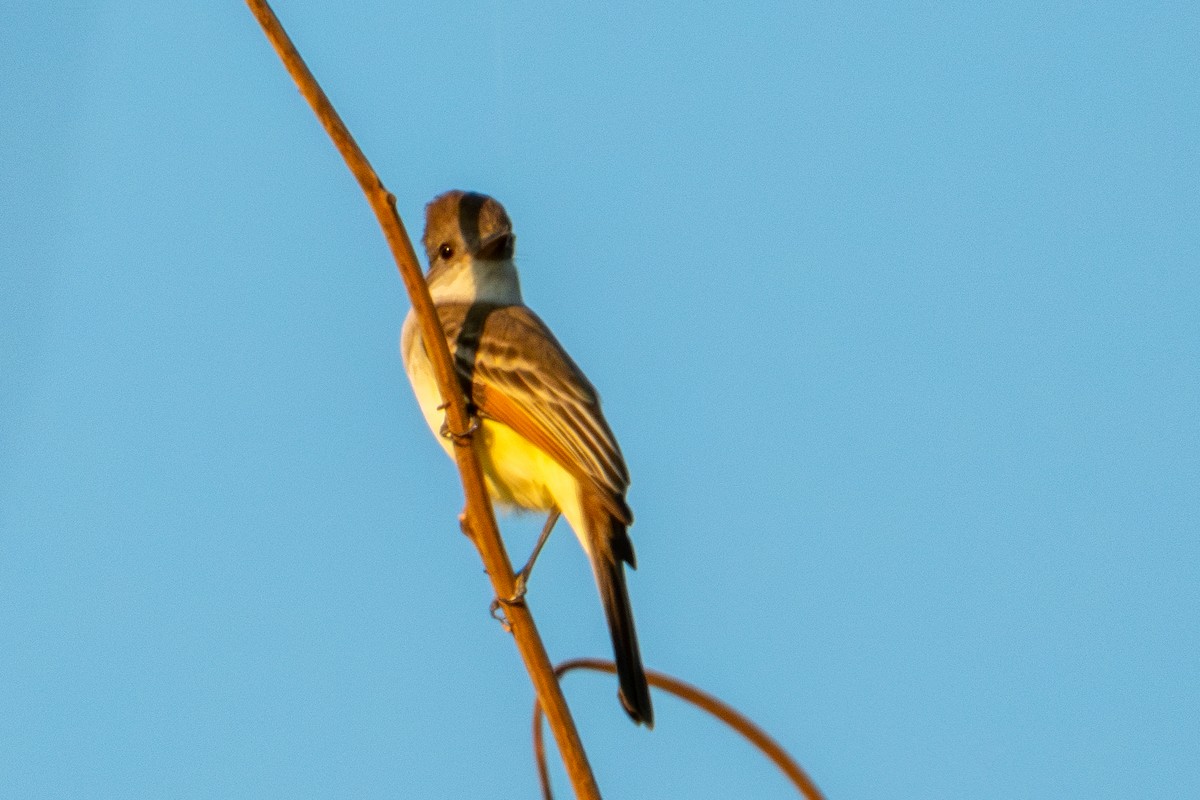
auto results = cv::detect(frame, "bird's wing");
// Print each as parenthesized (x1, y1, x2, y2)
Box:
(436, 302, 632, 524)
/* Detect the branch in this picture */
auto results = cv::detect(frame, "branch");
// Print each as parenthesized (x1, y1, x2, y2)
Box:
(243, 3, 601, 797)
(534, 659, 826, 800)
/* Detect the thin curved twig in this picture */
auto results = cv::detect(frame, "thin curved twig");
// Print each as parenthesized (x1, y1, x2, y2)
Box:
(243, 3, 600, 797)
(534, 659, 826, 800)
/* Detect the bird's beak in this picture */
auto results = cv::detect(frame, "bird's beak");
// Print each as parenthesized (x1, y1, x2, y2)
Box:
(476, 230, 514, 261)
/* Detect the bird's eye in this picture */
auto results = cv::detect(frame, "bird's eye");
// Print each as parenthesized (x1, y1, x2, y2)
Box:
(438, 243, 454, 259)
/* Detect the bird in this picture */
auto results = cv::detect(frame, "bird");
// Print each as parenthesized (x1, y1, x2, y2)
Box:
(400, 190, 653, 727)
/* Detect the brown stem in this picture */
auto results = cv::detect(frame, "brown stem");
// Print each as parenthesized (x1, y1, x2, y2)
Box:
(243, 3, 601, 797)
(534, 659, 825, 800)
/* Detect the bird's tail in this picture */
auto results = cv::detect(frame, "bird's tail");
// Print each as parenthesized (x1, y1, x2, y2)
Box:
(589, 509, 654, 728)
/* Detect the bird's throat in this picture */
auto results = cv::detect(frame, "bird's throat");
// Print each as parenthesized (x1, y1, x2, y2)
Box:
(428, 258, 523, 306)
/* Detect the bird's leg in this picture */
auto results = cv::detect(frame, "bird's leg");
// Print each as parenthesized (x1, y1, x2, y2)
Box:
(507, 509, 561, 603)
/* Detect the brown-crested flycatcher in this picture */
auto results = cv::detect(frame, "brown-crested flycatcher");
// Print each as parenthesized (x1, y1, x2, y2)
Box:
(401, 190, 653, 727)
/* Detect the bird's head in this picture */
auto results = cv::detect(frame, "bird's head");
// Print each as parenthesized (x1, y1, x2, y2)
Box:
(424, 190, 515, 269)
(422, 190, 521, 305)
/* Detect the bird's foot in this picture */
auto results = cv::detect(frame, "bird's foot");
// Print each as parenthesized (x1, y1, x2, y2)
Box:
(438, 401, 480, 444)
(439, 414, 479, 443)
(508, 570, 530, 605)
(489, 597, 514, 632)
(488, 573, 532, 632)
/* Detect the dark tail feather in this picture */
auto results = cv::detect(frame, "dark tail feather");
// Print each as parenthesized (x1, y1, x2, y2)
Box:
(592, 517, 654, 728)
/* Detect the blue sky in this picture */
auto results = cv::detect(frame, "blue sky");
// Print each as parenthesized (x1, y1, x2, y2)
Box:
(2, 2, 1197, 797)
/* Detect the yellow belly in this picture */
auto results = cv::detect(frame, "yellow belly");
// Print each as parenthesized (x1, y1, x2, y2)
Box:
(402, 317, 588, 551)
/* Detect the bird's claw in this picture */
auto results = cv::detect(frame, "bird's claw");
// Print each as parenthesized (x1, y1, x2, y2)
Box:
(489, 597, 513, 632)
(488, 574, 530, 633)
(440, 414, 480, 443)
